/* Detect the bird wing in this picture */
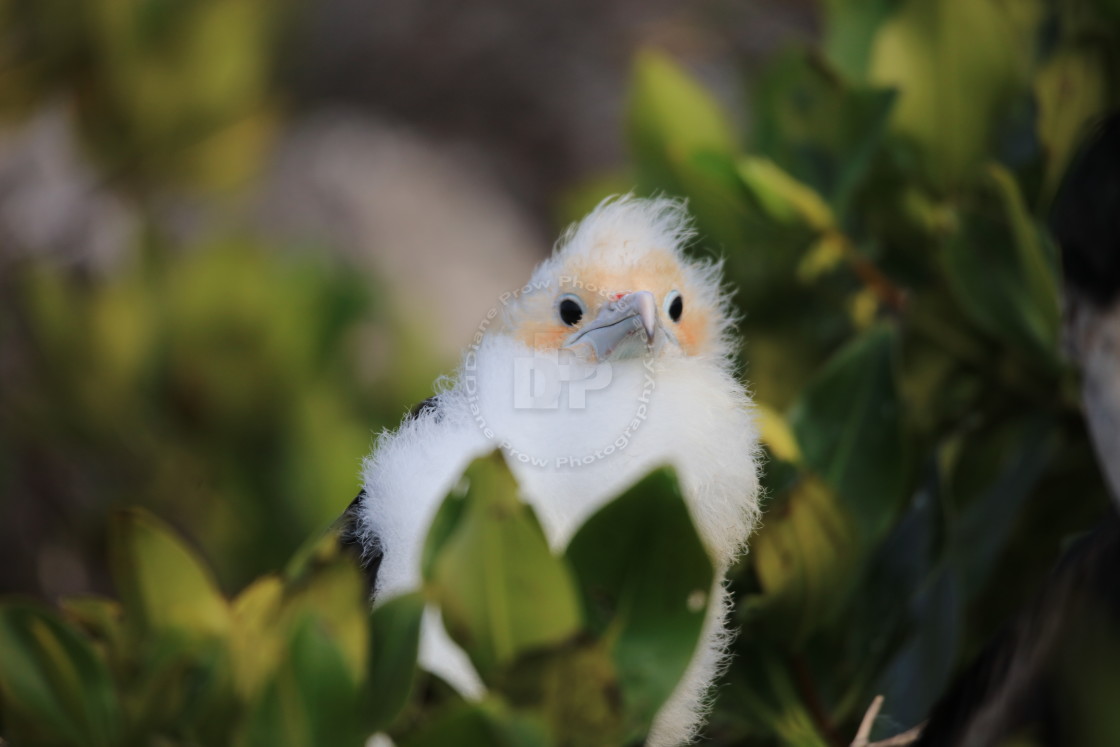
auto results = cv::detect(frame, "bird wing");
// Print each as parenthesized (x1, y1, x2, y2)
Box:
(337, 395, 445, 597)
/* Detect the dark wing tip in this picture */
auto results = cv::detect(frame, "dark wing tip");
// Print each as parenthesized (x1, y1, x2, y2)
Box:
(336, 489, 382, 598)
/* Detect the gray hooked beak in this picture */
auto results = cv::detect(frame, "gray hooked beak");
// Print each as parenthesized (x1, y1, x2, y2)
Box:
(561, 290, 657, 362)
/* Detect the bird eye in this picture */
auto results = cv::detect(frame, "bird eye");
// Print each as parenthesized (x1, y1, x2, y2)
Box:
(558, 294, 585, 326)
(666, 291, 683, 322)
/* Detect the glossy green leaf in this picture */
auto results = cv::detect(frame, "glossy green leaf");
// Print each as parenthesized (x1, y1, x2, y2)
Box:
(366, 592, 425, 732)
(869, 0, 1035, 189)
(789, 324, 908, 541)
(0, 604, 120, 747)
(427, 453, 583, 683)
(110, 507, 231, 640)
(565, 467, 713, 741)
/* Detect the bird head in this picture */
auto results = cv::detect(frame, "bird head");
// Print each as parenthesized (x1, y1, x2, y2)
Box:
(499, 196, 735, 364)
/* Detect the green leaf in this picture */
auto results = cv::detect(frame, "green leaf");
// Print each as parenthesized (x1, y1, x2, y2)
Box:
(946, 414, 1058, 599)
(628, 48, 736, 175)
(738, 157, 835, 232)
(748, 474, 862, 645)
(941, 166, 1060, 362)
(58, 596, 126, 670)
(565, 467, 714, 741)
(627, 49, 756, 252)
(494, 637, 624, 746)
(789, 324, 908, 541)
(400, 699, 551, 747)
(1035, 42, 1112, 196)
(366, 592, 425, 732)
(724, 639, 829, 747)
(752, 52, 897, 215)
(875, 563, 963, 729)
(421, 476, 470, 583)
(237, 616, 365, 747)
(868, 0, 1035, 190)
(0, 604, 121, 747)
(821, 0, 903, 82)
(110, 507, 230, 641)
(427, 453, 583, 683)
(229, 575, 285, 701)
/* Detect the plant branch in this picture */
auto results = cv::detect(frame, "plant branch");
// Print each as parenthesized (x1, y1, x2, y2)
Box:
(850, 695, 924, 747)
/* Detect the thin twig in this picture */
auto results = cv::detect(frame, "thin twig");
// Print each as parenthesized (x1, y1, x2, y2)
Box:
(851, 694, 924, 747)
(851, 694, 884, 746)
(868, 724, 924, 746)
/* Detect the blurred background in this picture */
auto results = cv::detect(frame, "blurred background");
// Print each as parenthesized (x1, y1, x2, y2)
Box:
(2, 0, 1120, 743)
(0, 0, 817, 602)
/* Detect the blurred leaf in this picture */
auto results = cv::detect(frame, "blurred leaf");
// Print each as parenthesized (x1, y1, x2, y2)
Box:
(756, 404, 802, 463)
(495, 637, 624, 745)
(58, 596, 126, 670)
(875, 564, 963, 730)
(629, 48, 736, 175)
(229, 575, 285, 700)
(946, 414, 1058, 599)
(941, 165, 1060, 362)
(738, 156, 835, 232)
(427, 453, 583, 683)
(725, 639, 829, 746)
(278, 538, 369, 684)
(125, 633, 235, 742)
(628, 48, 756, 251)
(752, 52, 897, 214)
(749, 475, 862, 645)
(400, 699, 551, 747)
(821, 0, 903, 81)
(565, 467, 713, 741)
(1035, 42, 1112, 196)
(869, 0, 1035, 189)
(0, 603, 120, 747)
(421, 475, 470, 583)
(789, 324, 908, 541)
(110, 507, 230, 641)
(237, 616, 365, 747)
(366, 592, 425, 733)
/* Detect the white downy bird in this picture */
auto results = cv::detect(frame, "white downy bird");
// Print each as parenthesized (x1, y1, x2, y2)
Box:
(341, 196, 761, 745)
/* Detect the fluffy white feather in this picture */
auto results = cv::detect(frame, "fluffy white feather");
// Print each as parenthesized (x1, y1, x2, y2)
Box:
(355, 195, 761, 745)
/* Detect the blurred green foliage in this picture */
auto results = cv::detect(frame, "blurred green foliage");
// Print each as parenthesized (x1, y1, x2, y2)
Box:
(4, 0, 1120, 744)
(612, 0, 1120, 742)
(0, 458, 717, 746)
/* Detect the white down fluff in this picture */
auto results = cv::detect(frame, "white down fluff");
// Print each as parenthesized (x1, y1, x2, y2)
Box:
(355, 196, 761, 746)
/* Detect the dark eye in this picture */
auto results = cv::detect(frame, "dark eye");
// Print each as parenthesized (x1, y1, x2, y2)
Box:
(558, 295, 584, 326)
(666, 291, 683, 322)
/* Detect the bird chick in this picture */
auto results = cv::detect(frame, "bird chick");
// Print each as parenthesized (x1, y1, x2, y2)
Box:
(344, 196, 761, 745)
